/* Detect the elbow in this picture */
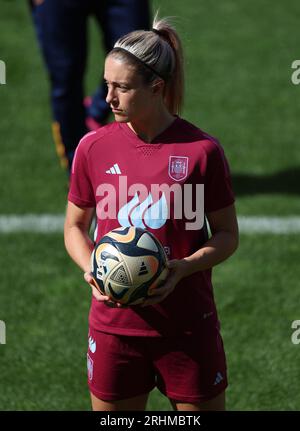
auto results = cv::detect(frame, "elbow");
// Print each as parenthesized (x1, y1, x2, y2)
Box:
(230, 230, 239, 256)
(63, 220, 77, 253)
(233, 237, 239, 254)
(220, 228, 239, 258)
(63, 223, 71, 254)
(63, 219, 70, 242)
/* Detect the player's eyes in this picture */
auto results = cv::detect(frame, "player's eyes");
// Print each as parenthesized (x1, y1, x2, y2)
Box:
(105, 82, 128, 92)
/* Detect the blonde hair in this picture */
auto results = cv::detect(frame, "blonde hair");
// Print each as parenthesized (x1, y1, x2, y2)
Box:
(108, 13, 184, 115)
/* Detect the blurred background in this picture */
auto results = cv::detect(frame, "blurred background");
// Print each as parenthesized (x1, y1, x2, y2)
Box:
(0, 0, 300, 410)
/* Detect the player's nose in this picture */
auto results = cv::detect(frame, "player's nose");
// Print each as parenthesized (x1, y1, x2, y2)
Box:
(106, 87, 116, 105)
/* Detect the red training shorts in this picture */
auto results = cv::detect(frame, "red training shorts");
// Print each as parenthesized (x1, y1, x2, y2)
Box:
(87, 325, 228, 404)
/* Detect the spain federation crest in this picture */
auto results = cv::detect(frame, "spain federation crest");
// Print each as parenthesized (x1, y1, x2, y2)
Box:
(168, 156, 189, 181)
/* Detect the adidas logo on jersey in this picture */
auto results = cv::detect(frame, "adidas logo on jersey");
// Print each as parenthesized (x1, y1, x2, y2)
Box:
(106, 163, 121, 174)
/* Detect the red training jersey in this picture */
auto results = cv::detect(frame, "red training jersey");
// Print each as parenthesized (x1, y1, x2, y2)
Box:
(68, 117, 235, 336)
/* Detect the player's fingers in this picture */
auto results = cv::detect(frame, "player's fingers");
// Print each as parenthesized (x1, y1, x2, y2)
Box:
(84, 272, 110, 301)
(142, 287, 171, 306)
(142, 295, 166, 307)
(144, 275, 179, 306)
(91, 285, 109, 301)
(84, 271, 93, 283)
(154, 275, 177, 294)
(166, 259, 178, 269)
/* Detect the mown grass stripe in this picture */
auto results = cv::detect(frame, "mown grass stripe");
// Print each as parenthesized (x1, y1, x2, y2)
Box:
(1, 215, 300, 234)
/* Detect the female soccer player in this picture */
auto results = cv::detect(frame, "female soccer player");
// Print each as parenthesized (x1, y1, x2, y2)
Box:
(64, 15, 239, 411)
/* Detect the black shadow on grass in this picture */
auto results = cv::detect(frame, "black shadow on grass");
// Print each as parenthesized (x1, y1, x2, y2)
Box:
(232, 167, 300, 196)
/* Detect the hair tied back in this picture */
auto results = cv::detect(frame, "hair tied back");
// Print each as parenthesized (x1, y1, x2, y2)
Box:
(152, 28, 161, 36)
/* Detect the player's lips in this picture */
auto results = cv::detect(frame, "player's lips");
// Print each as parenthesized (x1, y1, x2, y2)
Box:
(111, 108, 123, 113)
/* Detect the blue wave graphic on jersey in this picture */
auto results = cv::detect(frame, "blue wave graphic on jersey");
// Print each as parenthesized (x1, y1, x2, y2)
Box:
(118, 192, 168, 229)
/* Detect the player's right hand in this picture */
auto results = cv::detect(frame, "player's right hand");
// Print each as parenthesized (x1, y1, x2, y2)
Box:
(84, 272, 110, 302)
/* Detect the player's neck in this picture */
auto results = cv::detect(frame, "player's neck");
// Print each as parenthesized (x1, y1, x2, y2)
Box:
(128, 107, 175, 143)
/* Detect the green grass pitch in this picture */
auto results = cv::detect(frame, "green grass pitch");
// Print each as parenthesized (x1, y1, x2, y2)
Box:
(0, 0, 300, 410)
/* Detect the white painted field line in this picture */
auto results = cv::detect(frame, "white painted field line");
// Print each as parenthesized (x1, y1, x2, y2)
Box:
(238, 216, 300, 234)
(0, 215, 300, 234)
(0, 215, 65, 233)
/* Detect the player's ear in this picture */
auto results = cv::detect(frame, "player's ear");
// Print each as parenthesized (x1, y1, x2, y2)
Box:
(151, 79, 165, 95)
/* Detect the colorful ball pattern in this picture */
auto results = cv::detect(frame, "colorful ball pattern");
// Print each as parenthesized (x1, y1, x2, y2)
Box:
(91, 226, 169, 305)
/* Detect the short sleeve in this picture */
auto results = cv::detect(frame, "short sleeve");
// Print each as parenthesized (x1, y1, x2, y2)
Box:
(68, 138, 95, 208)
(204, 142, 235, 213)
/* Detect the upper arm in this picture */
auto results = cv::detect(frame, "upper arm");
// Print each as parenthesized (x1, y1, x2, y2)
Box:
(64, 200, 95, 233)
(206, 204, 239, 239)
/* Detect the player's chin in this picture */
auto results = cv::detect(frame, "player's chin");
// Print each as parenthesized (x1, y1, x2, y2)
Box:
(112, 111, 129, 122)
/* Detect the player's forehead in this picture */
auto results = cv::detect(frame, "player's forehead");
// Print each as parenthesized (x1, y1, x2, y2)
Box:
(104, 56, 140, 85)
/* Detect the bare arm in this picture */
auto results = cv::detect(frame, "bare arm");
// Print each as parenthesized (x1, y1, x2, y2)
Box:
(64, 201, 95, 272)
(64, 201, 109, 301)
(142, 204, 239, 306)
(182, 203, 239, 276)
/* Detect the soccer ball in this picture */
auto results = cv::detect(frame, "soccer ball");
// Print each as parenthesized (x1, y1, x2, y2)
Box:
(90, 227, 169, 305)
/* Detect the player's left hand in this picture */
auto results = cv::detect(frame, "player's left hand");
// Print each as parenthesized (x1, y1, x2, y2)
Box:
(141, 259, 187, 307)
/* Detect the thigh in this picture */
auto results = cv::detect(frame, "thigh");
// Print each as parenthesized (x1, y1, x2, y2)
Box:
(30, 0, 88, 75)
(90, 391, 149, 411)
(87, 328, 156, 404)
(153, 327, 228, 407)
(93, 0, 151, 51)
(171, 391, 226, 411)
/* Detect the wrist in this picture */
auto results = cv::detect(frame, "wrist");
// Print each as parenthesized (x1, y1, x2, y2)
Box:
(182, 253, 204, 277)
(179, 258, 196, 278)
